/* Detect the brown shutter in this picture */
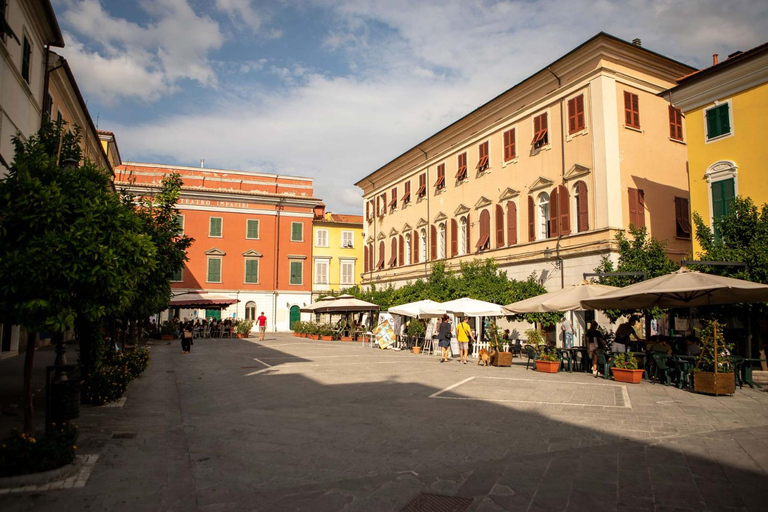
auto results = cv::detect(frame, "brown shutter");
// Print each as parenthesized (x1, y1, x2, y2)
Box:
(398, 235, 404, 265)
(451, 219, 458, 256)
(465, 213, 471, 254)
(549, 187, 559, 238)
(507, 202, 517, 245)
(575, 95, 584, 132)
(628, 188, 645, 228)
(628, 188, 637, 227)
(624, 91, 633, 126)
(430, 225, 437, 260)
(364, 246, 368, 272)
(377, 241, 385, 269)
(568, 97, 577, 134)
(528, 196, 535, 241)
(533, 115, 541, 137)
(669, 106, 683, 141)
(559, 185, 571, 236)
(495, 204, 504, 248)
(636, 189, 645, 228)
(412, 231, 419, 263)
(633, 95, 640, 128)
(577, 181, 589, 232)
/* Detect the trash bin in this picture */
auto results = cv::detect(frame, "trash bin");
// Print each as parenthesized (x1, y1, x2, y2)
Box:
(50, 379, 81, 422)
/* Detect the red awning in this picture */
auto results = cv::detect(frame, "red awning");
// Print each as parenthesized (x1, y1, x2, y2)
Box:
(170, 293, 239, 308)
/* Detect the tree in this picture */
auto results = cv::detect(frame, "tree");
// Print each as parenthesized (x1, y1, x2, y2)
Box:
(0, 123, 155, 433)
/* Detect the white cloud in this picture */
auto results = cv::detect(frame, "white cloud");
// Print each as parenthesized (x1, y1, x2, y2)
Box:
(58, 0, 223, 103)
(214, 0, 264, 34)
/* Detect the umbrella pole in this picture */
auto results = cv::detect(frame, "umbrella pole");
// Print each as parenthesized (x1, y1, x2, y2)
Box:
(747, 304, 752, 358)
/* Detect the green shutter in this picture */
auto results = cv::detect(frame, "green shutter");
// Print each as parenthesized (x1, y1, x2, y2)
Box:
(208, 258, 221, 282)
(292, 222, 303, 241)
(210, 217, 222, 237)
(21, 36, 30, 82)
(712, 178, 735, 242)
(245, 259, 258, 283)
(718, 103, 730, 136)
(290, 261, 302, 284)
(247, 219, 259, 239)
(707, 104, 731, 139)
(171, 267, 183, 282)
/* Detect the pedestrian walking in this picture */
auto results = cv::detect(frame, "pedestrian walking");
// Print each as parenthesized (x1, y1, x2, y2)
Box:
(437, 315, 452, 363)
(181, 322, 193, 353)
(456, 316, 475, 364)
(586, 321, 606, 377)
(257, 312, 267, 341)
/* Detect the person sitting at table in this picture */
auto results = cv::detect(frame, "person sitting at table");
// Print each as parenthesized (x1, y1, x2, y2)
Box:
(613, 316, 642, 353)
(586, 321, 606, 377)
(685, 335, 702, 357)
(648, 335, 673, 355)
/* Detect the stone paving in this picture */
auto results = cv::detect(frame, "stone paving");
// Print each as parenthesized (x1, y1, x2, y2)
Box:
(2, 334, 768, 511)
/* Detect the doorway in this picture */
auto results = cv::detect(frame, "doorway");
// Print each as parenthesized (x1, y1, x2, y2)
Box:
(289, 306, 300, 329)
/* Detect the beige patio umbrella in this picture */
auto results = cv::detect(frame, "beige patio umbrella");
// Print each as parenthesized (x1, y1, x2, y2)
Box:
(504, 281, 620, 313)
(580, 267, 768, 310)
(299, 295, 337, 313)
(312, 296, 380, 314)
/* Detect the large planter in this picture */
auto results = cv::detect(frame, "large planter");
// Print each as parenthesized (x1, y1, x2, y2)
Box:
(310, 334, 320, 340)
(493, 352, 513, 367)
(612, 367, 643, 384)
(320, 335, 333, 341)
(694, 371, 735, 396)
(161, 334, 174, 341)
(412, 347, 421, 354)
(340, 336, 353, 342)
(236, 333, 248, 339)
(536, 360, 560, 373)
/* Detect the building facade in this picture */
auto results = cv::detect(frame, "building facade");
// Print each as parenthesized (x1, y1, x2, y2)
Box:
(356, 33, 695, 309)
(116, 162, 322, 332)
(312, 211, 364, 298)
(667, 43, 768, 254)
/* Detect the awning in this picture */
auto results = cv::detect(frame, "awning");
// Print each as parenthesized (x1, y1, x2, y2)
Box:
(170, 292, 239, 308)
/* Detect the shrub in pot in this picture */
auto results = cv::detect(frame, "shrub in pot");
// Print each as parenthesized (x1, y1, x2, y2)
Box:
(536, 349, 560, 373)
(489, 322, 512, 366)
(236, 320, 254, 338)
(611, 353, 643, 383)
(694, 320, 735, 396)
(160, 320, 176, 340)
(319, 324, 335, 341)
(407, 320, 426, 353)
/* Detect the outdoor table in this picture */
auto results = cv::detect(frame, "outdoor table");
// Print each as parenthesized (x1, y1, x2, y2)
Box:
(561, 347, 589, 372)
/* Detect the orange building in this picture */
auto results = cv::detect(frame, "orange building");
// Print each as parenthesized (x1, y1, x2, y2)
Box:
(116, 162, 322, 331)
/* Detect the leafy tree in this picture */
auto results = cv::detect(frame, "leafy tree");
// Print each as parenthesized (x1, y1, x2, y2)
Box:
(0, 123, 155, 433)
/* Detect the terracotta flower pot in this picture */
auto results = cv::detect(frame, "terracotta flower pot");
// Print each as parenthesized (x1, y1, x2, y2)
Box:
(340, 336, 353, 342)
(611, 367, 643, 383)
(412, 347, 421, 354)
(321, 335, 333, 341)
(161, 334, 174, 341)
(536, 360, 560, 373)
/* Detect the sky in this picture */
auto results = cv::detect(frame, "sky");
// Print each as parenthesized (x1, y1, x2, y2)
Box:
(51, 0, 768, 214)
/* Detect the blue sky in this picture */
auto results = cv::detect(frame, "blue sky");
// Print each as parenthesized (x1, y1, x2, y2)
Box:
(52, 0, 768, 213)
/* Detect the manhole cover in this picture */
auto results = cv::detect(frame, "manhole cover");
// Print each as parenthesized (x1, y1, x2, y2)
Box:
(111, 432, 137, 439)
(400, 493, 473, 512)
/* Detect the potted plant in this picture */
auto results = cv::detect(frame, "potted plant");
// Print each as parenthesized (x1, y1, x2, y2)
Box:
(611, 353, 643, 383)
(160, 320, 175, 340)
(536, 349, 560, 373)
(291, 320, 302, 337)
(407, 320, 426, 353)
(236, 319, 254, 338)
(307, 322, 319, 340)
(319, 324, 335, 341)
(525, 328, 545, 349)
(694, 320, 735, 396)
(489, 322, 512, 367)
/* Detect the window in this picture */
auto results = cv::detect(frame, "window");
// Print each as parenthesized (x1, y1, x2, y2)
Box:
(624, 91, 640, 129)
(574, 181, 589, 233)
(378, 193, 387, 216)
(377, 241, 385, 269)
(711, 178, 735, 241)
(503, 128, 516, 161)
(341, 230, 354, 248)
(455, 153, 467, 181)
(340, 260, 354, 285)
(56, 110, 62, 127)
(532, 113, 548, 148)
(171, 266, 183, 282)
(476, 210, 490, 251)
(420, 229, 427, 262)
(548, 185, 571, 238)
(291, 222, 303, 241)
(369, 243, 374, 271)
(290, 261, 304, 285)
(538, 193, 550, 240)
(404, 233, 412, 265)
(476, 141, 489, 172)
(21, 35, 31, 84)
(389, 187, 398, 211)
(366, 200, 374, 220)
(495, 204, 504, 248)
(315, 229, 328, 247)
(450, 219, 458, 257)
(209, 217, 223, 237)
(403, 181, 411, 205)
(435, 164, 446, 190)
(207, 257, 222, 283)
(459, 217, 468, 256)
(669, 106, 684, 141)
(674, 197, 691, 239)
(244, 259, 259, 283)
(44, 93, 53, 121)
(412, 231, 419, 263)
(245, 301, 256, 321)
(246, 219, 260, 239)
(175, 214, 185, 234)
(417, 173, 427, 198)
(438, 223, 446, 259)
(628, 188, 645, 228)
(430, 225, 437, 260)
(388, 237, 398, 267)
(506, 202, 517, 245)
(705, 103, 731, 140)
(568, 95, 585, 134)
(315, 260, 328, 284)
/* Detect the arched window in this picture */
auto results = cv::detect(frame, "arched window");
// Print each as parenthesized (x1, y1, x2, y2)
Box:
(459, 217, 468, 255)
(419, 229, 427, 262)
(389, 237, 398, 267)
(706, 160, 738, 241)
(495, 204, 505, 248)
(404, 233, 412, 265)
(507, 201, 517, 245)
(377, 240, 385, 269)
(438, 223, 446, 259)
(245, 301, 257, 321)
(450, 219, 458, 257)
(574, 181, 589, 233)
(537, 192, 550, 240)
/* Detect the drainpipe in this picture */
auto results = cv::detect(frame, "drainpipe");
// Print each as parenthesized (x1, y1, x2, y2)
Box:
(418, 146, 429, 277)
(365, 177, 376, 286)
(273, 198, 284, 332)
(41, 46, 52, 128)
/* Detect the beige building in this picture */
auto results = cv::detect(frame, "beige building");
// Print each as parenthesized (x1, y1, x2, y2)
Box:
(356, 33, 695, 306)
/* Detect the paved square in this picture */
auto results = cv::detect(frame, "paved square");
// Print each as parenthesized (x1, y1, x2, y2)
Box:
(2, 334, 768, 511)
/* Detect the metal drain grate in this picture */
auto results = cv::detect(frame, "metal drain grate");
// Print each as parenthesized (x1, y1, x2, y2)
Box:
(111, 432, 137, 439)
(400, 493, 473, 512)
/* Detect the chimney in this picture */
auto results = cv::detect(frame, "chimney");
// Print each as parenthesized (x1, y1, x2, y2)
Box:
(200, 159, 205, 168)
(632, 38, 642, 47)
(713, 54, 719, 65)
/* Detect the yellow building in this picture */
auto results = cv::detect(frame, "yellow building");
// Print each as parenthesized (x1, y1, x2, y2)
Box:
(668, 43, 768, 252)
(312, 211, 364, 297)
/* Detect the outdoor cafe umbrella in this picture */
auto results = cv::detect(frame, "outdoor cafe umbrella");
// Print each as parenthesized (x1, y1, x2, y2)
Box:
(299, 295, 337, 313)
(420, 297, 506, 317)
(580, 267, 768, 310)
(311, 296, 380, 314)
(503, 282, 619, 313)
(388, 299, 443, 318)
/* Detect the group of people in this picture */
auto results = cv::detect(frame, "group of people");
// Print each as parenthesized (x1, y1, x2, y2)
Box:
(435, 315, 477, 364)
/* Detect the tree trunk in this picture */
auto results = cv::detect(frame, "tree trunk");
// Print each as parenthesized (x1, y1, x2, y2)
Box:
(23, 331, 36, 435)
(76, 317, 102, 394)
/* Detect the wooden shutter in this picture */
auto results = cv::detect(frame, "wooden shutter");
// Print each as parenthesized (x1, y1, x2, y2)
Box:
(495, 204, 504, 248)
(403, 181, 410, 203)
(576, 181, 589, 232)
(389, 238, 398, 266)
(669, 106, 683, 141)
(451, 219, 458, 256)
(476, 209, 490, 250)
(528, 196, 535, 242)
(568, 97, 577, 134)
(363, 246, 369, 272)
(674, 197, 691, 238)
(624, 92, 640, 128)
(549, 187, 559, 238)
(465, 213, 471, 254)
(507, 202, 517, 245)
(568, 95, 585, 134)
(430, 225, 437, 260)
(628, 188, 645, 228)
(503, 128, 515, 161)
(399, 235, 404, 265)
(412, 231, 419, 263)
(559, 185, 571, 236)
(476, 141, 489, 171)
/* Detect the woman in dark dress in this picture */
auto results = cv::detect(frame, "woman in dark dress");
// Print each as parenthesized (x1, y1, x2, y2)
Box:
(437, 315, 453, 363)
(181, 321, 193, 353)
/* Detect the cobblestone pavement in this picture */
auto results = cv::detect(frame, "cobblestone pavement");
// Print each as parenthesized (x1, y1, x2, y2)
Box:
(2, 334, 768, 511)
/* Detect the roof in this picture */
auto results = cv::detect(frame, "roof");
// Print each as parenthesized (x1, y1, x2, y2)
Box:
(42, 0, 64, 47)
(675, 42, 768, 85)
(329, 213, 363, 224)
(354, 32, 695, 188)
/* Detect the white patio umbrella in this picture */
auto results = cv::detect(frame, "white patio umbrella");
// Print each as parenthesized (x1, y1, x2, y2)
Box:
(503, 282, 619, 313)
(421, 297, 506, 317)
(581, 267, 768, 310)
(388, 299, 443, 318)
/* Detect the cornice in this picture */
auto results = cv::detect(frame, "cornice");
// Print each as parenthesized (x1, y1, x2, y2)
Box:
(564, 164, 591, 181)
(205, 248, 226, 256)
(499, 188, 520, 201)
(529, 176, 555, 192)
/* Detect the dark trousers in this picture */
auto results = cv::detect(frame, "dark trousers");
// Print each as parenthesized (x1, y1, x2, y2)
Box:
(181, 337, 192, 351)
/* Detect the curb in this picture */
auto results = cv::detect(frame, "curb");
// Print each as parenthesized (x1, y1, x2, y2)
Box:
(0, 455, 84, 489)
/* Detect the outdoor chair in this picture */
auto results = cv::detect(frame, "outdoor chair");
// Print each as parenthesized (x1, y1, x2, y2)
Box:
(730, 355, 745, 389)
(556, 348, 572, 372)
(672, 356, 694, 389)
(595, 350, 612, 379)
(524, 345, 538, 370)
(651, 353, 674, 386)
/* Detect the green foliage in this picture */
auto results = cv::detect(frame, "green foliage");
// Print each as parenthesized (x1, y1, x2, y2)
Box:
(235, 319, 254, 335)
(0, 423, 79, 477)
(159, 320, 176, 336)
(612, 353, 638, 370)
(592, 225, 679, 321)
(406, 320, 426, 338)
(537, 348, 559, 362)
(525, 328, 545, 346)
(696, 319, 735, 373)
(84, 347, 150, 406)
